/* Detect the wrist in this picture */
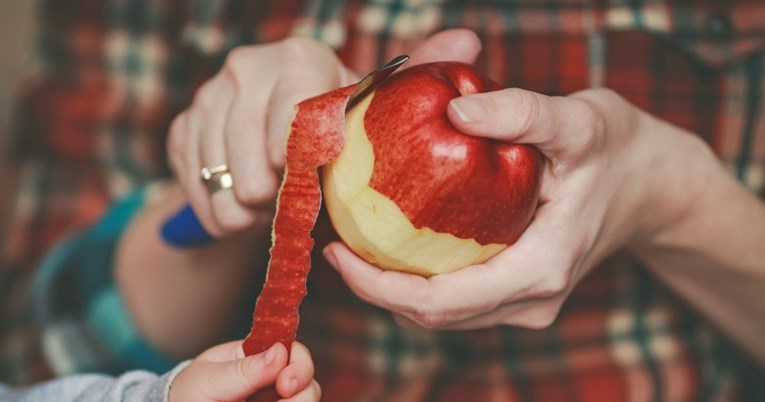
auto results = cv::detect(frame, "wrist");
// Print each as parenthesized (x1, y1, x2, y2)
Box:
(626, 115, 725, 255)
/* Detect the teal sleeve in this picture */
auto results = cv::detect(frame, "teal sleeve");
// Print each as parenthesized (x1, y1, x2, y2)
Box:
(32, 188, 176, 377)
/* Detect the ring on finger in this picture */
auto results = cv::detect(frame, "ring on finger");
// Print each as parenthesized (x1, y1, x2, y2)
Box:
(200, 164, 234, 194)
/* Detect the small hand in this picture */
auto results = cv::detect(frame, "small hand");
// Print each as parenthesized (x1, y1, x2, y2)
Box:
(170, 341, 320, 402)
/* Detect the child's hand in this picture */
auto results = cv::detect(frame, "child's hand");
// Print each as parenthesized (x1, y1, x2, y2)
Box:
(169, 340, 320, 402)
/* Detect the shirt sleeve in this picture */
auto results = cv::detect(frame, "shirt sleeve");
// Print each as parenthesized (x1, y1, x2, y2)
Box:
(0, 360, 191, 402)
(31, 186, 177, 377)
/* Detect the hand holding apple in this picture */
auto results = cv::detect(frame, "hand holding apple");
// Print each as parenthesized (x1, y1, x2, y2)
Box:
(325, 82, 713, 330)
(167, 30, 486, 242)
(121, 29, 496, 399)
(323, 62, 542, 276)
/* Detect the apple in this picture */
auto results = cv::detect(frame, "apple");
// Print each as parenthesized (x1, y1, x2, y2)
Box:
(322, 62, 542, 277)
(242, 63, 541, 401)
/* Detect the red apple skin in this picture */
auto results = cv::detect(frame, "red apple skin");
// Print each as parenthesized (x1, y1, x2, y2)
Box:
(363, 62, 542, 246)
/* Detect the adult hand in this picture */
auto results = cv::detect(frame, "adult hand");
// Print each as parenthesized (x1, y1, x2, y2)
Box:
(324, 83, 714, 330)
(170, 341, 320, 402)
(167, 36, 354, 238)
(167, 29, 484, 239)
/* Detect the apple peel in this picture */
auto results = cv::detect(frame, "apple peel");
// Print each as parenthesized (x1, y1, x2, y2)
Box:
(242, 85, 355, 401)
(323, 62, 543, 276)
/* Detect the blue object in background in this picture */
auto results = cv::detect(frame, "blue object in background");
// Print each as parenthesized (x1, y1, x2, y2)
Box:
(160, 204, 214, 247)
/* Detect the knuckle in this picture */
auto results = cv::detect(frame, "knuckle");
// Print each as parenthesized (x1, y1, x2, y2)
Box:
(409, 305, 450, 329)
(526, 251, 578, 299)
(191, 80, 218, 113)
(580, 101, 607, 151)
(532, 281, 563, 300)
(560, 97, 606, 157)
(527, 312, 557, 329)
(225, 45, 256, 69)
(232, 176, 277, 206)
(166, 115, 186, 159)
(223, 46, 261, 84)
(212, 205, 253, 233)
(235, 358, 255, 384)
(522, 306, 561, 330)
(536, 270, 571, 299)
(504, 88, 542, 135)
(237, 358, 261, 395)
(279, 36, 340, 78)
(591, 87, 624, 106)
(569, 88, 633, 152)
(280, 35, 324, 60)
(526, 270, 564, 300)
(412, 313, 445, 329)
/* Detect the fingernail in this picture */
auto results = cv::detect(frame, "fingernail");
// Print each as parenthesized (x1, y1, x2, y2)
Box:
(322, 247, 338, 268)
(450, 96, 488, 124)
(264, 344, 278, 366)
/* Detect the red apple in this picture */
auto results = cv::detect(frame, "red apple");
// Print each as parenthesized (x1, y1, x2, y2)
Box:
(242, 63, 541, 401)
(323, 62, 542, 276)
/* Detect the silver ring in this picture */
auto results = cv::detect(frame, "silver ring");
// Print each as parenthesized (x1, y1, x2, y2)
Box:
(200, 164, 233, 194)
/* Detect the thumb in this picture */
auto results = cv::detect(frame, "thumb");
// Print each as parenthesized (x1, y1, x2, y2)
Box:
(448, 88, 595, 159)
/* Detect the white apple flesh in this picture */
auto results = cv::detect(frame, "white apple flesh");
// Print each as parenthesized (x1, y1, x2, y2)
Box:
(322, 62, 542, 277)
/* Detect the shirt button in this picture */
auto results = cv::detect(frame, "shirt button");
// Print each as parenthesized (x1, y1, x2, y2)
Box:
(705, 12, 734, 39)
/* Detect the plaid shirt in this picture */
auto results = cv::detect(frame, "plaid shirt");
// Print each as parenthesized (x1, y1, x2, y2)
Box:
(2, 0, 764, 400)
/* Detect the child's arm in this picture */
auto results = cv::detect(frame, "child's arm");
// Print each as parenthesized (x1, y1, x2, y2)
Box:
(1, 341, 319, 402)
(0, 368, 184, 402)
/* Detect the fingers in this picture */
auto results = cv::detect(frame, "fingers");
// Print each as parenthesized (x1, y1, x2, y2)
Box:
(264, 64, 338, 169)
(282, 380, 321, 402)
(325, 242, 510, 327)
(325, 196, 589, 328)
(170, 38, 350, 239)
(170, 343, 289, 402)
(199, 45, 284, 234)
(171, 341, 321, 402)
(167, 70, 237, 237)
(218, 41, 345, 233)
(405, 28, 483, 67)
(323, 243, 432, 314)
(275, 342, 317, 399)
(447, 87, 603, 163)
(210, 343, 289, 401)
(393, 293, 567, 331)
(264, 37, 348, 170)
(197, 72, 245, 234)
(213, 88, 275, 232)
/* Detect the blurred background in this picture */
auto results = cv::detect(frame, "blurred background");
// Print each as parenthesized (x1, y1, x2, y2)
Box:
(0, 1, 38, 242)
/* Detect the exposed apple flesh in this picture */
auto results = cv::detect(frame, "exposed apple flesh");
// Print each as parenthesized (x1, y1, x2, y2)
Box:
(323, 62, 542, 276)
(240, 61, 541, 400)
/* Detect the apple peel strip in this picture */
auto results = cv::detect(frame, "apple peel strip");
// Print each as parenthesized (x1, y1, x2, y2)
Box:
(242, 84, 355, 401)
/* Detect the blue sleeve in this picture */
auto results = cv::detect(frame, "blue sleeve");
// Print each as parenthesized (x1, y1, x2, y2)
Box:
(0, 361, 190, 402)
(32, 188, 177, 377)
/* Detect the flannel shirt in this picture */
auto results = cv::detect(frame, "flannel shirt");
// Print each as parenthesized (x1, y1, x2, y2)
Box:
(1, 0, 764, 401)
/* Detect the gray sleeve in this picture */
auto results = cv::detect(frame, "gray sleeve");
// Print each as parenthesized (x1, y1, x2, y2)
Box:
(0, 361, 191, 402)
